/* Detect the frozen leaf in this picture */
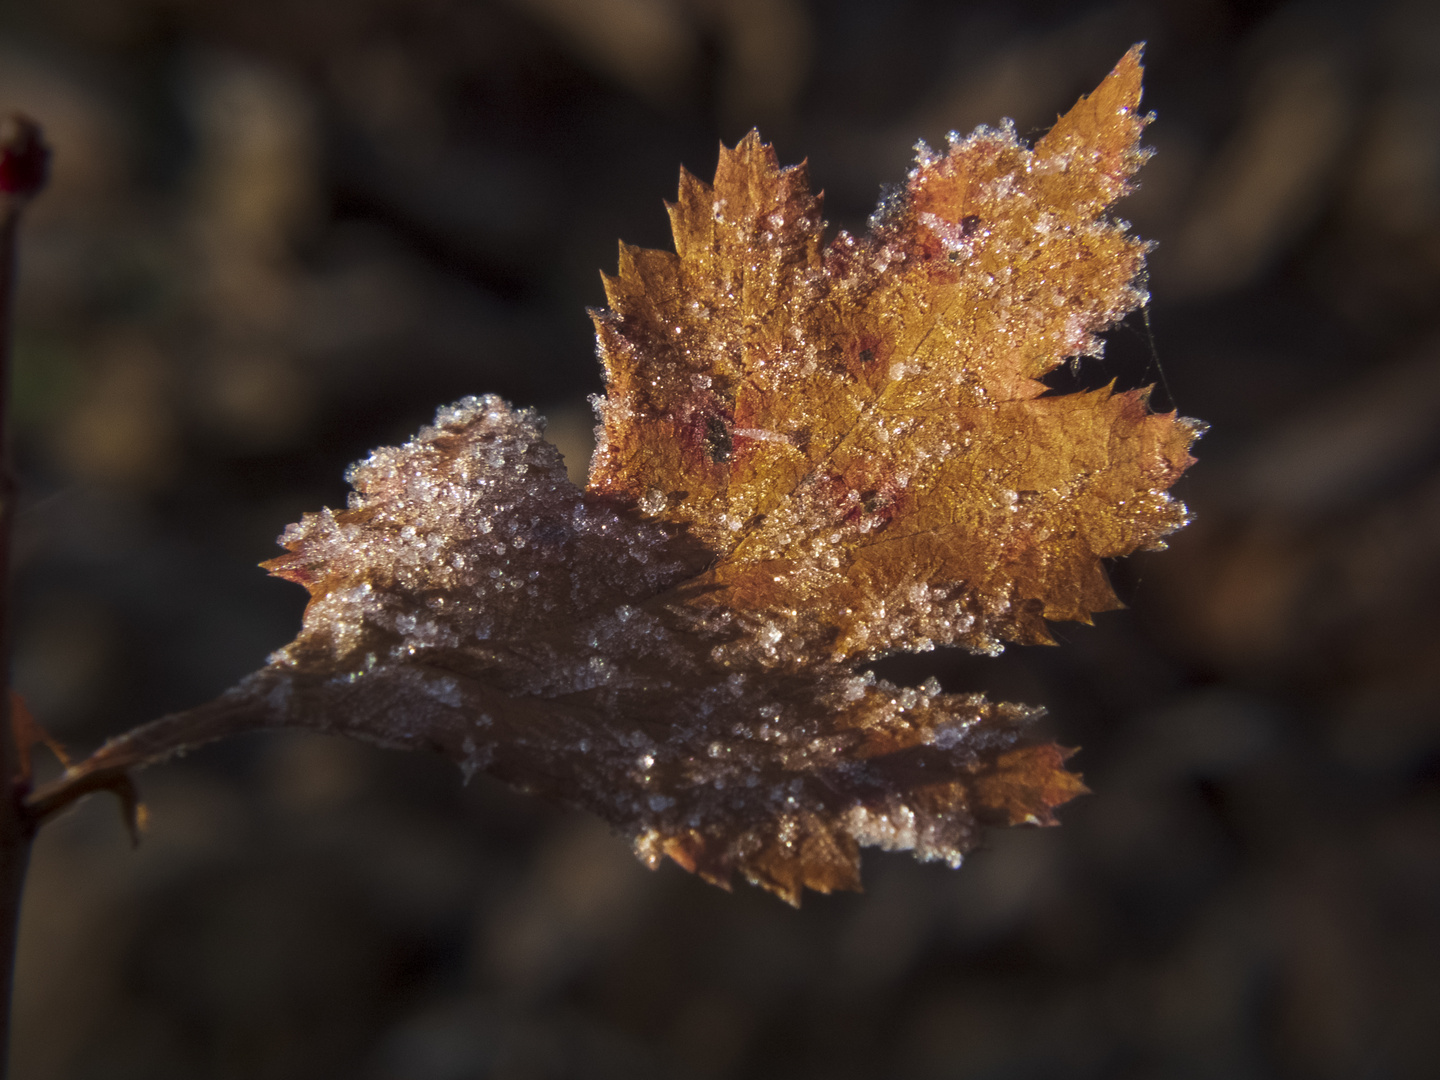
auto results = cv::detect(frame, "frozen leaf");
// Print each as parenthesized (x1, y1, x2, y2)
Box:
(32, 47, 1196, 904)
(592, 44, 1192, 658)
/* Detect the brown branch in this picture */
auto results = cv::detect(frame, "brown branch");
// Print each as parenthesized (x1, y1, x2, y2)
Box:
(22, 682, 287, 827)
(0, 113, 49, 1080)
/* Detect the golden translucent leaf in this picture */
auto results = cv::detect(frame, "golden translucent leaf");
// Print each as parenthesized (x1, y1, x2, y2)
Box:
(34, 47, 1195, 905)
(592, 45, 1196, 657)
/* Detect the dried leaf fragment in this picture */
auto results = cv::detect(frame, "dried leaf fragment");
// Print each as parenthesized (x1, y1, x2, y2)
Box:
(33, 46, 1197, 905)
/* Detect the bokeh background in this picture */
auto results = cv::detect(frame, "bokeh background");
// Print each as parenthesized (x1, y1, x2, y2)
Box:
(6, 0, 1440, 1076)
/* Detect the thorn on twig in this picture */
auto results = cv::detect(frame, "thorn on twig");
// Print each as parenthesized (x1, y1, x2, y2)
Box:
(8, 691, 69, 787)
(23, 767, 149, 843)
(16, 711, 149, 842)
(109, 774, 147, 847)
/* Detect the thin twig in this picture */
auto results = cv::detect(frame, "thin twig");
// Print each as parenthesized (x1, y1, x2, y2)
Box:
(0, 112, 50, 1080)
(23, 681, 283, 828)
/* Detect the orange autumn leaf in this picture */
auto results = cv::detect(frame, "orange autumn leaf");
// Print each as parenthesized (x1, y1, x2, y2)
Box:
(592, 44, 1192, 657)
(30, 46, 1198, 905)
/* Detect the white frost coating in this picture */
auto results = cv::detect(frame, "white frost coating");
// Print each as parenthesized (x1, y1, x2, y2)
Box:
(733, 428, 792, 444)
(929, 721, 973, 750)
(265, 678, 293, 717)
(846, 802, 919, 853)
(918, 211, 979, 257)
(272, 395, 693, 681)
(250, 72, 1168, 897)
(422, 675, 464, 709)
(458, 734, 493, 784)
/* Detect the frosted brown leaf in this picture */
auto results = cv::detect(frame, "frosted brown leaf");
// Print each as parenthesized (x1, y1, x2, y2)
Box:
(29, 46, 1199, 905)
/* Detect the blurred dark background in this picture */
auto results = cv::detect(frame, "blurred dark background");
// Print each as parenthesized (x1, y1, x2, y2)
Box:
(7, 0, 1440, 1076)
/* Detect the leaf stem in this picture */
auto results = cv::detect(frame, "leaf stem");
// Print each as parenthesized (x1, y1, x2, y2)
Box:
(0, 113, 49, 1080)
(24, 683, 283, 827)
